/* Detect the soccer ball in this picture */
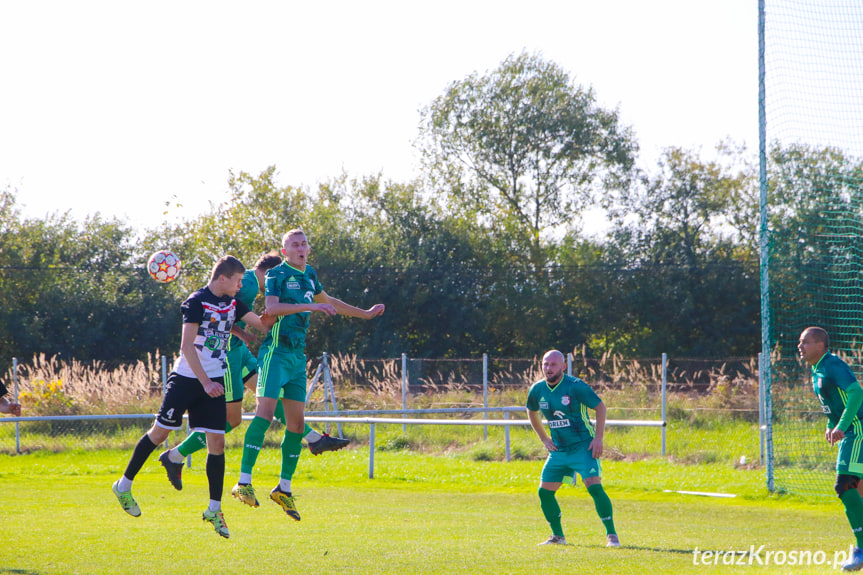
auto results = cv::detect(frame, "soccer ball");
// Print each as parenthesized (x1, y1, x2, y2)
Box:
(147, 250, 182, 283)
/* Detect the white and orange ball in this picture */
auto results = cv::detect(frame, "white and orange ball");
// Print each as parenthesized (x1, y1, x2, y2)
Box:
(147, 250, 182, 283)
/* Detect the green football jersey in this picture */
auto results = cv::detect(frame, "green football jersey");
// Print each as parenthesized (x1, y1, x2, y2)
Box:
(812, 352, 863, 431)
(229, 269, 260, 347)
(526, 374, 602, 451)
(262, 261, 323, 349)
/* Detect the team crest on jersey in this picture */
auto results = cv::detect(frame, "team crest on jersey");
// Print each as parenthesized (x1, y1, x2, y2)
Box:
(561, 396, 570, 406)
(204, 335, 221, 351)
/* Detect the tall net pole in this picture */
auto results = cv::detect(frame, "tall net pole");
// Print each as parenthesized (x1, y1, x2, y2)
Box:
(757, 0, 774, 493)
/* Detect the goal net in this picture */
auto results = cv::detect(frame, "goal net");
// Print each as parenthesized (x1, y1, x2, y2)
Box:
(761, 0, 863, 496)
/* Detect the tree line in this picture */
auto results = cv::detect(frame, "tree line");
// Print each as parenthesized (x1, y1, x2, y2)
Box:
(2, 53, 860, 374)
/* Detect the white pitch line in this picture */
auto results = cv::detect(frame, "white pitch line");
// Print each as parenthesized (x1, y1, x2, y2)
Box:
(663, 489, 737, 498)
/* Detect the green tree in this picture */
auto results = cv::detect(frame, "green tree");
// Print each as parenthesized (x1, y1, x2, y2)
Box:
(0, 188, 180, 371)
(310, 175, 509, 357)
(605, 144, 754, 266)
(143, 166, 313, 288)
(601, 145, 759, 356)
(765, 143, 863, 352)
(418, 51, 637, 271)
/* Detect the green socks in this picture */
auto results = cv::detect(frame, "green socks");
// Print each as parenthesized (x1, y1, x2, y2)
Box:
(587, 483, 616, 535)
(177, 431, 206, 457)
(539, 484, 615, 538)
(175, 401, 310, 460)
(538, 488, 564, 537)
(279, 429, 304, 481)
(178, 422, 233, 457)
(174, 401, 316, 482)
(240, 416, 271, 475)
(840, 488, 863, 547)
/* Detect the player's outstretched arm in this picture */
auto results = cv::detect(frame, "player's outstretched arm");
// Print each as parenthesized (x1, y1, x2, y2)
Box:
(315, 291, 385, 320)
(265, 295, 336, 318)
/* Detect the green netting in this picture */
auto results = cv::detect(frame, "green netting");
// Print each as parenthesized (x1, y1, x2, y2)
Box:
(762, 0, 863, 496)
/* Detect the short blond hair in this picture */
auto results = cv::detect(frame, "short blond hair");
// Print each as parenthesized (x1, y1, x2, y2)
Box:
(282, 229, 306, 244)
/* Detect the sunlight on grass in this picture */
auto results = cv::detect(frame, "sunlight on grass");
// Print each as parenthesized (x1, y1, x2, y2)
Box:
(0, 448, 849, 575)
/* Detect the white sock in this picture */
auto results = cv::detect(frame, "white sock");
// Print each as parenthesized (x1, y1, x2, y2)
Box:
(278, 479, 292, 493)
(239, 472, 252, 484)
(168, 448, 184, 464)
(208, 500, 221, 512)
(305, 429, 322, 443)
(118, 476, 133, 492)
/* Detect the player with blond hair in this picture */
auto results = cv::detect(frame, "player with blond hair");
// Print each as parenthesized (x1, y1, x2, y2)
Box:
(232, 229, 384, 520)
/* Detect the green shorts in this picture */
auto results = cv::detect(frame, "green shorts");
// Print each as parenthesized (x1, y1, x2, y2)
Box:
(225, 341, 258, 403)
(257, 344, 307, 402)
(541, 441, 602, 485)
(837, 432, 863, 477)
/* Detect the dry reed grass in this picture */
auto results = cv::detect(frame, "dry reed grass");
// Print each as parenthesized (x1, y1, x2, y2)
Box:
(3, 352, 761, 417)
(3, 353, 167, 415)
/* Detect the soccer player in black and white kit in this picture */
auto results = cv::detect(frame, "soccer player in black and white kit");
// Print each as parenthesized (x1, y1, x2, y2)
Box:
(111, 255, 272, 538)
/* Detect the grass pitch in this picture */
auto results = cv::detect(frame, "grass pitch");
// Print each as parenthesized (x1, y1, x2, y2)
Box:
(0, 445, 852, 575)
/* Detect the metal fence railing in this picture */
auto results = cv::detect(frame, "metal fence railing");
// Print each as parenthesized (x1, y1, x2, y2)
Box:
(0, 408, 666, 479)
(1, 352, 684, 463)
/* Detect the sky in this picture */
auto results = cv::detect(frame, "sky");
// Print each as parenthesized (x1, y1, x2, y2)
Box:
(0, 1, 758, 233)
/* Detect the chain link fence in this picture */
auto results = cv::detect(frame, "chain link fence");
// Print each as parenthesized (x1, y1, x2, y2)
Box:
(0, 352, 757, 458)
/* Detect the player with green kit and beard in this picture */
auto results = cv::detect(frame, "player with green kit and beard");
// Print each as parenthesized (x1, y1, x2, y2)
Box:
(526, 349, 619, 548)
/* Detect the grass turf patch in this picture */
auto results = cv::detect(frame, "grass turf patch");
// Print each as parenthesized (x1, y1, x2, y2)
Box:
(0, 447, 851, 574)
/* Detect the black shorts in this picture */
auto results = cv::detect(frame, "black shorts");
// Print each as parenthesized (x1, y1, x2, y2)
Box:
(156, 372, 227, 434)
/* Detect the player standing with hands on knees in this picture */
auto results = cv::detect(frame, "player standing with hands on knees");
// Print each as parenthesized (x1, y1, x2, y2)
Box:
(798, 326, 863, 572)
(526, 349, 619, 548)
(112, 255, 272, 538)
(232, 229, 384, 520)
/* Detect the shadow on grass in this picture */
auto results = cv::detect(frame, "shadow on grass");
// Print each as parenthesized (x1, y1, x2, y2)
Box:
(578, 543, 694, 555)
(625, 545, 694, 555)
